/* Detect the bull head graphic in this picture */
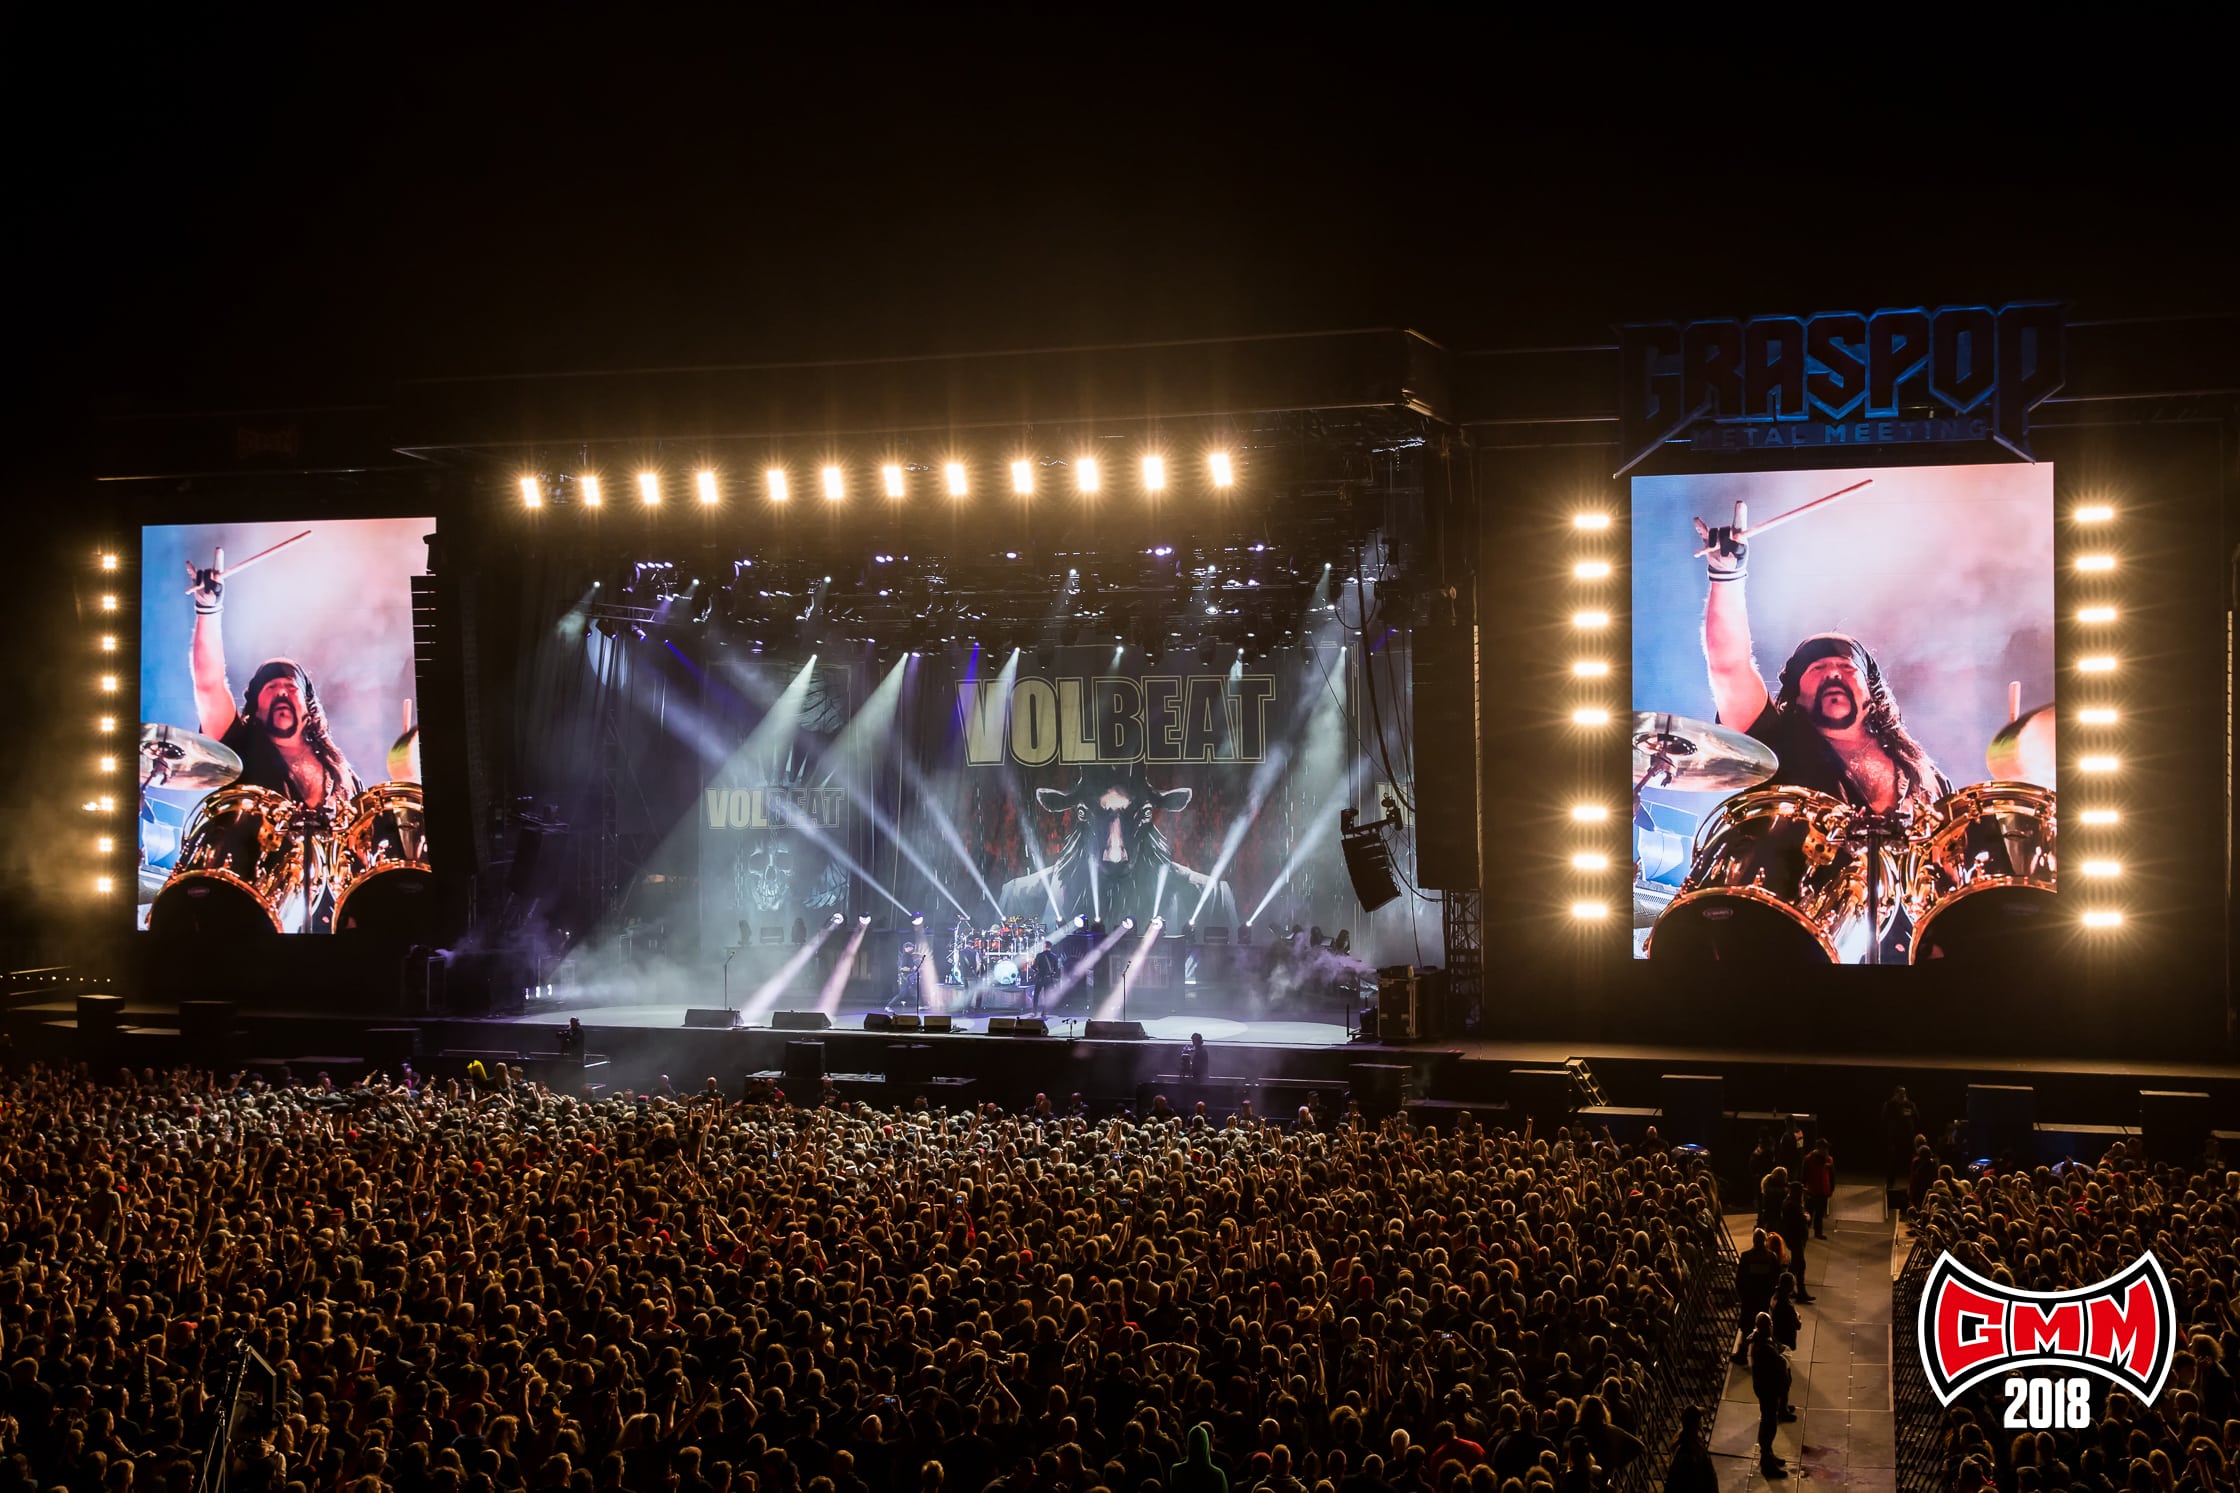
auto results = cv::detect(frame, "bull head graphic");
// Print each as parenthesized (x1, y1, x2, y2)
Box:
(1918, 1250, 2178, 1405)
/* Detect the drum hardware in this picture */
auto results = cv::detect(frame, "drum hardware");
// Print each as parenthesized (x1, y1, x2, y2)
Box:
(1631, 711, 1780, 797)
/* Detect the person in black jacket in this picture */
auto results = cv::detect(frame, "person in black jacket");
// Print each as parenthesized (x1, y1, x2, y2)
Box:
(1778, 1182, 1816, 1302)
(1733, 1229, 1781, 1364)
(1661, 1407, 1716, 1493)
(1748, 1314, 1791, 1479)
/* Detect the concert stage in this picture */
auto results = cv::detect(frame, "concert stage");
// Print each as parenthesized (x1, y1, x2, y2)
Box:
(503, 999, 1354, 1048)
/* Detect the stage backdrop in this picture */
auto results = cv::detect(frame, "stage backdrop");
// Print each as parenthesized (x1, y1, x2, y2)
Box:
(138, 517, 431, 931)
(1630, 461, 2054, 960)
(693, 638, 1435, 986)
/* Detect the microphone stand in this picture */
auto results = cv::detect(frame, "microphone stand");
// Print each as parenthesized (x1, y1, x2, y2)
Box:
(195, 1340, 285, 1493)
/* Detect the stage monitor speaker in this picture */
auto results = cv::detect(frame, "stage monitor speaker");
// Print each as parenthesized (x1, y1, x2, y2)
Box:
(2140, 1090, 2213, 1166)
(892, 1014, 923, 1032)
(1203, 926, 1230, 944)
(75, 992, 125, 1038)
(862, 1012, 895, 1031)
(1086, 1020, 1148, 1040)
(1412, 621, 1482, 891)
(771, 1011, 832, 1031)
(1509, 1068, 1577, 1127)
(923, 1015, 954, 1033)
(1968, 1084, 2036, 1164)
(783, 1040, 826, 1079)
(1660, 1074, 1724, 1148)
(1012, 1017, 1049, 1036)
(1349, 1062, 1409, 1117)
(684, 1008, 740, 1029)
(987, 1017, 1017, 1034)
(1343, 828, 1402, 912)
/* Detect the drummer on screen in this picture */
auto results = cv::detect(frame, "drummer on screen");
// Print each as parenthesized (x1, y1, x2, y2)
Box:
(1696, 518, 1948, 817)
(187, 554, 361, 810)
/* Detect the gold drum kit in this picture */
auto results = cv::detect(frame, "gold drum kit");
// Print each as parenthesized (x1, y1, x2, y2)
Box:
(137, 722, 430, 938)
(1633, 709, 2057, 964)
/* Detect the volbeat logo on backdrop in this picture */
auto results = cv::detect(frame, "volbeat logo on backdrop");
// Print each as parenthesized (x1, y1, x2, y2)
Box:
(959, 675, 1277, 766)
(1619, 302, 2065, 467)
(1918, 1251, 2177, 1422)
(703, 784, 847, 830)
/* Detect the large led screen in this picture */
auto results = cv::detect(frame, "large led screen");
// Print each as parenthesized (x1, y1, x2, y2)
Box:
(138, 517, 432, 934)
(1630, 463, 2054, 963)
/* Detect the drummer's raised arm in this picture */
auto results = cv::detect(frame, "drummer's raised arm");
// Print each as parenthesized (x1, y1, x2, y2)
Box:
(1695, 506, 1768, 729)
(186, 552, 237, 741)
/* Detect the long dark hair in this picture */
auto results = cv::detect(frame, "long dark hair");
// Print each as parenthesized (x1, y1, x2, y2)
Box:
(1774, 635, 1940, 804)
(244, 658, 360, 802)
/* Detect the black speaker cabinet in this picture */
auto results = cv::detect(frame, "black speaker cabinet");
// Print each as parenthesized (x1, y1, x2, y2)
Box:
(771, 1011, 833, 1031)
(684, 1008, 740, 1029)
(783, 1040, 826, 1079)
(2140, 1090, 2213, 1166)
(1660, 1074, 1725, 1149)
(1967, 1084, 2036, 1164)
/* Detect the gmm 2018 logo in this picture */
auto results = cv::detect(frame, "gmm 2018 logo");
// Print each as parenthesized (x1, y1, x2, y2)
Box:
(1919, 1251, 2178, 1429)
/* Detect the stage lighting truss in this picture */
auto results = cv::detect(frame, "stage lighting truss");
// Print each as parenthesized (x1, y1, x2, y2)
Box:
(2069, 496, 2126, 935)
(87, 543, 131, 904)
(1568, 502, 1616, 927)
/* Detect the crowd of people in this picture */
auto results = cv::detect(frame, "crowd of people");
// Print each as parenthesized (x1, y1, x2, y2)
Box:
(1908, 1144, 2240, 1493)
(0, 1063, 1736, 1493)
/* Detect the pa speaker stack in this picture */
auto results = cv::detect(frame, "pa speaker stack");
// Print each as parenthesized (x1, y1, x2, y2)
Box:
(1342, 822, 1402, 911)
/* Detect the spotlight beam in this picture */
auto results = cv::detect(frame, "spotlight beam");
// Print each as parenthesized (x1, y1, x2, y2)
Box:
(740, 919, 842, 1017)
(815, 920, 871, 1014)
(1247, 756, 1375, 928)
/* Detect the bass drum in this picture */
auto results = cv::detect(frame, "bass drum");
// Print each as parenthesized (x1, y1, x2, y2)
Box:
(1648, 786, 1900, 964)
(1910, 782, 2056, 963)
(148, 786, 308, 936)
(988, 957, 1021, 987)
(332, 782, 433, 941)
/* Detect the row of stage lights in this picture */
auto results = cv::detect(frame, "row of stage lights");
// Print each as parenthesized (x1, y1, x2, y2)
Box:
(520, 450, 1238, 509)
(1561, 503, 2126, 937)
(86, 551, 125, 899)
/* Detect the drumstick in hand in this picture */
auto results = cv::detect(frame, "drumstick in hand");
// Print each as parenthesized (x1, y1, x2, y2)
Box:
(1692, 479, 1872, 557)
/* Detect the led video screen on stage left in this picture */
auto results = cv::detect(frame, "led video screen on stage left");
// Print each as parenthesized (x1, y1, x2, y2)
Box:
(137, 517, 433, 935)
(1629, 462, 2054, 964)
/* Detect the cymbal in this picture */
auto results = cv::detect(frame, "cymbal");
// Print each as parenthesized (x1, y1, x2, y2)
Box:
(1632, 711, 1778, 793)
(1987, 704, 2057, 787)
(138, 723, 242, 791)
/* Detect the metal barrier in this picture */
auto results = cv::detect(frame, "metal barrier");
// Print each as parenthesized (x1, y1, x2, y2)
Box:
(1893, 1235, 1943, 1493)
(1619, 1192, 1741, 1493)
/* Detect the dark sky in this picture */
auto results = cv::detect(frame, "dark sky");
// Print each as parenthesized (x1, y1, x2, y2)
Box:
(10, 12, 2236, 426)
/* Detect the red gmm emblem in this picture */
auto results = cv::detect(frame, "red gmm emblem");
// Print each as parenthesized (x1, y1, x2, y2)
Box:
(1918, 1251, 2178, 1405)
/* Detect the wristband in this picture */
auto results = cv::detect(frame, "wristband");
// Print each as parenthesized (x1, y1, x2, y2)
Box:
(1708, 569, 1746, 583)
(195, 600, 223, 615)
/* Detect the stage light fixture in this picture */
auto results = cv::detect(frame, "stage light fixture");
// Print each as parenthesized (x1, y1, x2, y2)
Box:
(882, 463, 905, 498)
(1569, 900, 1609, 920)
(2077, 707, 2119, 724)
(1076, 457, 1101, 494)
(2077, 655, 2117, 673)
(2080, 859, 2123, 878)
(94, 875, 112, 895)
(2080, 754, 2120, 773)
(1572, 609, 1610, 628)
(857, 915, 871, 925)
(2077, 605, 2117, 623)
(765, 468, 790, 502)
(1011, 460, 1034, 496)
(1141, 455, 1166, 493)
(1572, 513, 1612, 530)
(2078, 808, 2119, 825)
(1571, 660, 1609, 677)
(2075, 504, 2115, 523)
(911, 913, 925, 927)
(580, 475, 602, 507)
(1571, 707, 1610, 726)
(97, 796, 114, 812)
(98, 675, 117, 693)
(96, 716, 114, 733)
(1207, 451, 1234, 488)
(944, 461, 968, 496)
(1573, 560, 1611, 580)
(1121, 917, 1136, 930)
(830, 912, 845, 925)
(821, 466, 845, 501)
(1073, 914, 1086, 927)
(95, 836, 112, 853)
(97, 756, 115, 772)
(1571, 852, 1610, 871)
(99, 595, 116, 612)
(696, 470, 719, 504)
(2082, 910, 2124, 928)
(99, 554, 117, 571)
(1570, 804, 1608, 822)
(99, 635, 115, 652)
(519, 475, 543, 508)
(638, 471, 661, 504)
(2075, 554, 2116, 572)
